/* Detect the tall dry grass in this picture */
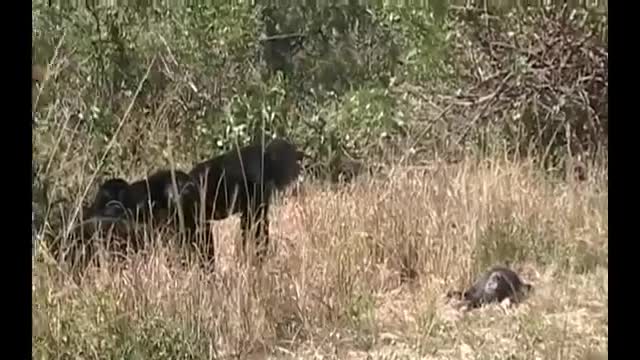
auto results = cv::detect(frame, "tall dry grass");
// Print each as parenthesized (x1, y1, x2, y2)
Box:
(33, 154, 607, 359)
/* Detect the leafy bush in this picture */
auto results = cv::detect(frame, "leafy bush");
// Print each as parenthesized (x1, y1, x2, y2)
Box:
(32, 2, 607, 204)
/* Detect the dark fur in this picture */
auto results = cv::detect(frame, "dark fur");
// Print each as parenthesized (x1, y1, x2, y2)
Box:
(84, 178, 131, 218)
(78, 138, 302, 264)
(82, 170, 210, 262)
(188, 138, 303, 260)
(448, 266, 533, 309)
(86, 170, 199, 228)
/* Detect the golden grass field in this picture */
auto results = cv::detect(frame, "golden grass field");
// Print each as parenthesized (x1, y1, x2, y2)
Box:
(32, 156, 608, 359)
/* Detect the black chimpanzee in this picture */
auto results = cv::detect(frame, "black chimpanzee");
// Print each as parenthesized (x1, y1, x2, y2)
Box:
(188, 138, 303, 261)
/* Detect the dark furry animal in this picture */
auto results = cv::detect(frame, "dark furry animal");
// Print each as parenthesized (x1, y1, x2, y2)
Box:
(84, 178, 132, 218)
(82, 169, 209, 261)
(448, 266, 533, 309)
(86, 170, 199, 228)
(188, 138, 303, 260)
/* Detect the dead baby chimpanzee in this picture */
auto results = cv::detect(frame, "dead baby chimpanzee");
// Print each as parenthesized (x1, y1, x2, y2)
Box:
(447, 266, 533, 309)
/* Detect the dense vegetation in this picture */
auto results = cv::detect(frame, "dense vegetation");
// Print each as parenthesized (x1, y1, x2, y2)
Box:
(33, 2, 607, 188)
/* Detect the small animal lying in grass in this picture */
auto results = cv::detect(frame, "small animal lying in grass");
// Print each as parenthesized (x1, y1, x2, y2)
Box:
(447, 266, 533, 309)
